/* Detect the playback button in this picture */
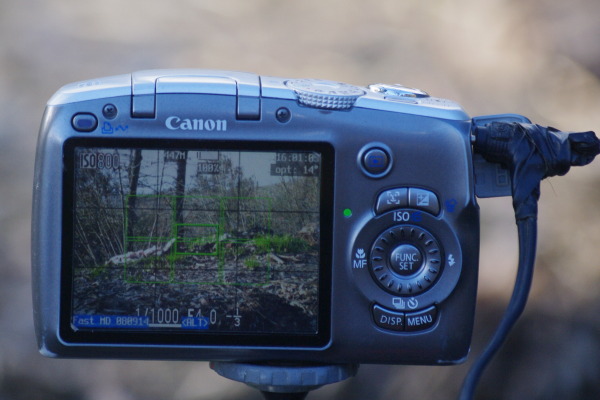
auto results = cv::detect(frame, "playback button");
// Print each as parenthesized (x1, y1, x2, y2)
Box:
(360, 145, 392, 178)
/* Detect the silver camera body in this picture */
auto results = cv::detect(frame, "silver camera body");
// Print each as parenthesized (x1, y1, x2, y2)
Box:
(33, 70, 519, 364)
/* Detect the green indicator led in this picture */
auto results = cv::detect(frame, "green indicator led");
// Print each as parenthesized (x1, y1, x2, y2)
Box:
(343, 208, 353, 218)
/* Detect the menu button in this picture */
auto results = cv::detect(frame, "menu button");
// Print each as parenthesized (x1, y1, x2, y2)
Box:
(405, 306, 437, 332)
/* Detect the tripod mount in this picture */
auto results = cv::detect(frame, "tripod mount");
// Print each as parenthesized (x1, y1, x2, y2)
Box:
(210, 362, 359, 400)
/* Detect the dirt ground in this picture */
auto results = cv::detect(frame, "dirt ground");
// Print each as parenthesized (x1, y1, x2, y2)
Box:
(1, 1, 599, 399)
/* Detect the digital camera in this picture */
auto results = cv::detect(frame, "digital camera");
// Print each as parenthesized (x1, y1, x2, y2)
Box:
(32, 69, 524, 365)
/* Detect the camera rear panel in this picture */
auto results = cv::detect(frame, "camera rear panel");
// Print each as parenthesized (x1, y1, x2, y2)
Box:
(33, 70, 479, 364)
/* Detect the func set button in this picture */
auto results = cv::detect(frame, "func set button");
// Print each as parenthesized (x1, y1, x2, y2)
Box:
(373, 304, 438, 332)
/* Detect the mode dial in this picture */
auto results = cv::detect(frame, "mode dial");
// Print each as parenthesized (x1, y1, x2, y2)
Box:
(285, 79, 365, 110)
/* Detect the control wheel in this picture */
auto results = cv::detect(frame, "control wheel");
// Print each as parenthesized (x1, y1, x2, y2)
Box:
(350, 207, 462, 314)
(370, 225, 442, 296)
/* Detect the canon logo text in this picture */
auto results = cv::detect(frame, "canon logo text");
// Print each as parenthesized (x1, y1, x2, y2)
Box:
(165, 116, 228, 132)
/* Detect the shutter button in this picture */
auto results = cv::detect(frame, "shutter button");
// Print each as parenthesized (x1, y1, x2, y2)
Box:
(368, 83, 429, 98)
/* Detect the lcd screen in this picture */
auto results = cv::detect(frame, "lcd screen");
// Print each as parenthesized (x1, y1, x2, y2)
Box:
(62, 139, 332, 347)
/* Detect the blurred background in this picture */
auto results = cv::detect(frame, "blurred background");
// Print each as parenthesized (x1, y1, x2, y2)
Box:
(1, 0, 599, 399)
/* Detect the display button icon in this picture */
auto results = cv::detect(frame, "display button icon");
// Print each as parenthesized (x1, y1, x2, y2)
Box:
(392, 298, 405, 310)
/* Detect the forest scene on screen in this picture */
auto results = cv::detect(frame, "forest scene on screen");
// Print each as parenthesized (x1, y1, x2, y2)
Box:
(71, 147, 322, 334)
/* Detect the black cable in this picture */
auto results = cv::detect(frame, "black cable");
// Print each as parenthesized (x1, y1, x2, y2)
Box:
(458, 217, 537, 400)
(459, 122, 599, 400)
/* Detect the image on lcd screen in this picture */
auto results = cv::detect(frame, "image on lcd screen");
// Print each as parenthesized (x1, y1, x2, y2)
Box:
(69, 146, 323, 335)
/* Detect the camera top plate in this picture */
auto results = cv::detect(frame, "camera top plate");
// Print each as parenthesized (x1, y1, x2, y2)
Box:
(48, 69, 469, 122)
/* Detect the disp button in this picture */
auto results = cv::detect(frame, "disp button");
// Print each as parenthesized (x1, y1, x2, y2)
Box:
(373, 304, 405, 332)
